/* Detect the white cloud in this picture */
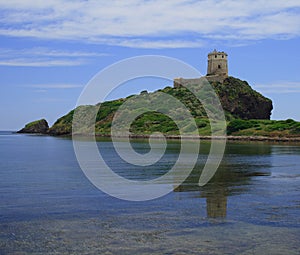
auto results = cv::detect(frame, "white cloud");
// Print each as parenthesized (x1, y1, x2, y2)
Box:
(255, 81, 300, 93)
(0, 58, 85, 67)
(14, 48, 109, 57)
(0, 47, 109, 67)
(28, 83, 83, 89)
(33, 98, 73, 103)
(101, 38, 205, 49)
(0, 0, 299, 48)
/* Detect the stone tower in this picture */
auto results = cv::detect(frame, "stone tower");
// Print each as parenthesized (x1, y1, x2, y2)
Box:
(207, 49, 228, 77)
(174, 49, 229, 87)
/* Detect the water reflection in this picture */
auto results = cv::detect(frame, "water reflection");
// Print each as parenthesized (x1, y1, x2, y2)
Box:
(175, 179, 229, 219)
(203, 184, 227, 218)
(174, 142, 273, 218)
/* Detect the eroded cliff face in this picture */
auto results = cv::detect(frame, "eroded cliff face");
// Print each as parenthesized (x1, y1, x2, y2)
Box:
(213, 77, 273, 120)
(17, 119, 49, 134)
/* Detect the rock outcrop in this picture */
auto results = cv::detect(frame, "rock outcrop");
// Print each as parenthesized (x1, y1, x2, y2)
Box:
(212, 77, 273, 119)
(17, 119, 49, 134)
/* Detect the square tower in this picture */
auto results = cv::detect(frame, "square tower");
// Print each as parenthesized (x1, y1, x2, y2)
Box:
(207, 50, 228, 76)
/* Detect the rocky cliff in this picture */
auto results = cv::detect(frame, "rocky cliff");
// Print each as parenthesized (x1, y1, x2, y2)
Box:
(212, 77, 272, 119)
(17, 119, 49, 134)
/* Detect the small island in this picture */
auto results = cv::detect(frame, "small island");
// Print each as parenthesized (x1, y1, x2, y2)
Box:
(18, 50, 300, 141)
(17, 119, 49, 134)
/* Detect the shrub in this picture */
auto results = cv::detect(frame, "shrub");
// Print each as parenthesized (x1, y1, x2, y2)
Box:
(227, 119, 255, 134)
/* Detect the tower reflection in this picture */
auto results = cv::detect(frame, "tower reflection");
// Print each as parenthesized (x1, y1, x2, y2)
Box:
(173, 142, 272, 219)
(204, 185, 227, 218)
(174, 182, 228, 218)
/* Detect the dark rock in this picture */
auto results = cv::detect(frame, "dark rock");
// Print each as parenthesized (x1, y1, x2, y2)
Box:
(17, 119, 49, 134)
(48, 125, 71, 136)
(213, 77, 273, 119)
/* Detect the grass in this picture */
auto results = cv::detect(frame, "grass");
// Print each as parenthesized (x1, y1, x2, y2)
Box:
(227, 119, 300, 137)
(48, 77, 300, 137)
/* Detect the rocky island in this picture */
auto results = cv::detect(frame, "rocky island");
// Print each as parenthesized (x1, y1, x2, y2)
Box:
(17, 119, 49, 134)
(18, 50, 300, 140)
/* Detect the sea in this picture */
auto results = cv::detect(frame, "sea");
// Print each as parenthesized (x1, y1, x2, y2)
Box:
(0, 131, 300, 254)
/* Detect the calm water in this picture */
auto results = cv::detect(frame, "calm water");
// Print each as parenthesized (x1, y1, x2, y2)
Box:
(0, 132, 300, 254)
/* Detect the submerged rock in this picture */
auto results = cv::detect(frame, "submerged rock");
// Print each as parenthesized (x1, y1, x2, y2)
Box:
(17, 119, 49, 134)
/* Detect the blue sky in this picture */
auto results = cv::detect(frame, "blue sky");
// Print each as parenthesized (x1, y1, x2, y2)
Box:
(0, 0, 300, 130)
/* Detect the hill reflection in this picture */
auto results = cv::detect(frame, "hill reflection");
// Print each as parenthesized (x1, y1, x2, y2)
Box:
(174, 142, 272, 218)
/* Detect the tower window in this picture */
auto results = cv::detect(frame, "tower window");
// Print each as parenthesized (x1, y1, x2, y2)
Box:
(218, 65, 221, 69)
(215, 55, 217, 58)
(222, 55, 224, 58)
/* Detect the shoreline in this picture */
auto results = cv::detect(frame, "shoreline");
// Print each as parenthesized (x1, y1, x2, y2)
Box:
(14, 131, 300, 142)
(80, 133, 300, 142)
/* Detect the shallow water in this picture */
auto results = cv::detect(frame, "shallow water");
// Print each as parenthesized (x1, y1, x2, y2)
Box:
(0, 132, 300, 254)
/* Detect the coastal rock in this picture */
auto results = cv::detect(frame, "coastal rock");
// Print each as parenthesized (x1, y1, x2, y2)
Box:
(17, 119, 49, 134)
(212, 77, 273, 120)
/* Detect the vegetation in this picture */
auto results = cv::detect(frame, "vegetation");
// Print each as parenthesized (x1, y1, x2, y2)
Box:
(33, 76, 300, 138)
(227, 119, 300, 137)
(24, 119, 45, 128)
(50, 84, 218, 136)
(17, 119, 49, 134)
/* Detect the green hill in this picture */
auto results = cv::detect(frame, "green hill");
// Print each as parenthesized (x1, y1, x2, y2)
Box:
(46, 76, 272, 136)
(18, 76, 300, 138)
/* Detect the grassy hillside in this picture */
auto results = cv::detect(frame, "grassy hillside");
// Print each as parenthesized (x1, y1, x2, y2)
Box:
(48, 76, 271, 136)
(41, 76, 297, 137)
(49, 87, 213, 136)
(227, 119, 300, 137)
